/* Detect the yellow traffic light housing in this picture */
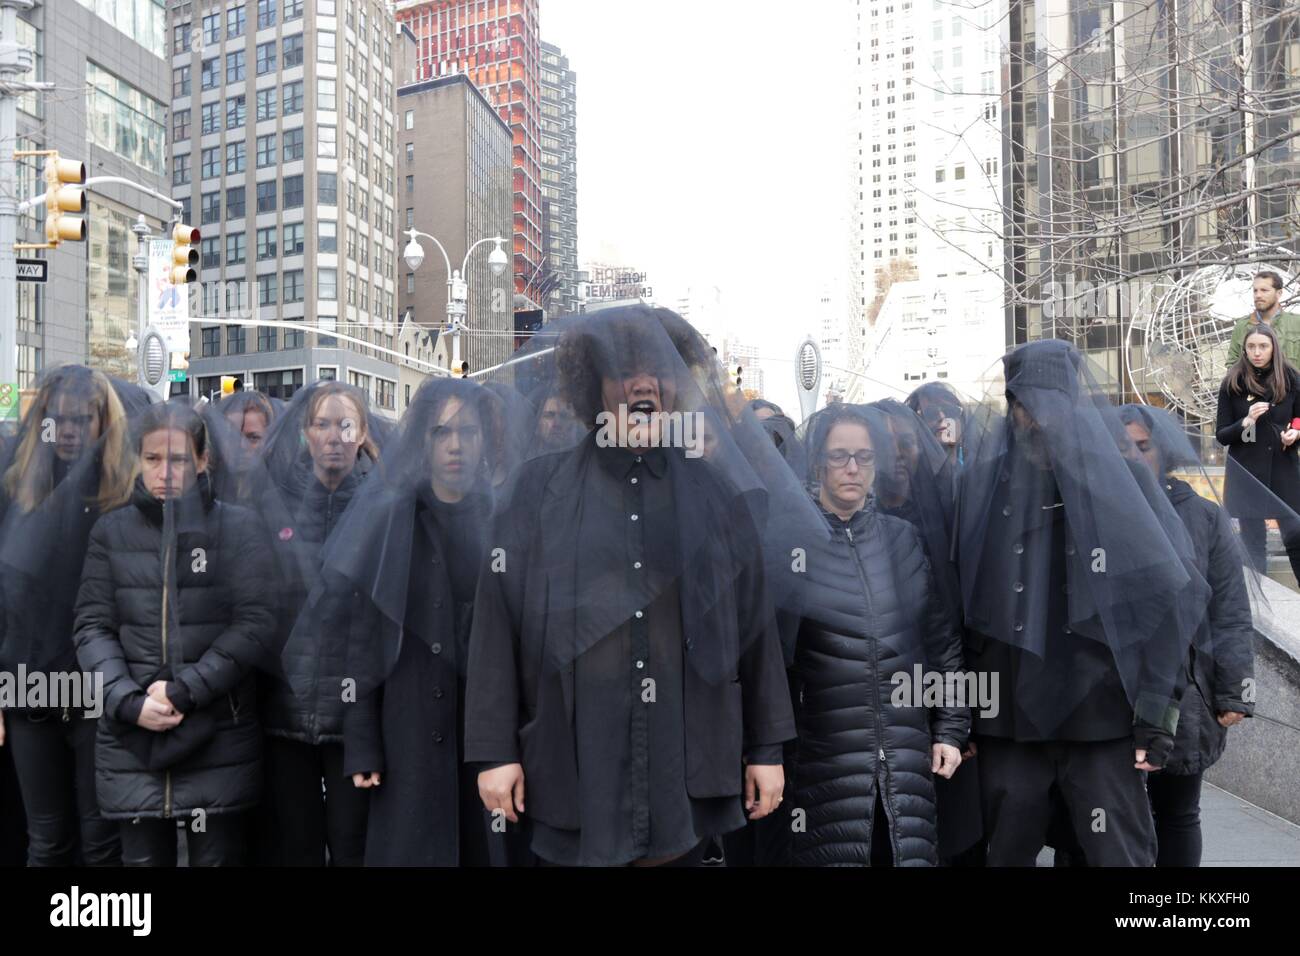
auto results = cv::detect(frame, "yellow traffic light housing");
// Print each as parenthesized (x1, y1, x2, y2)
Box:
(44, 157, 87, 245)
(220, 375, 237, 396)
(170, 222, 200, 284)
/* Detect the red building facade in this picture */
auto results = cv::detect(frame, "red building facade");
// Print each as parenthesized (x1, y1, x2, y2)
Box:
(396, 0, 543, 307)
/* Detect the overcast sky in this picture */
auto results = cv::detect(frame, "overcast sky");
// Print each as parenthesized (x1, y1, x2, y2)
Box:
(540, 0, 854, 412)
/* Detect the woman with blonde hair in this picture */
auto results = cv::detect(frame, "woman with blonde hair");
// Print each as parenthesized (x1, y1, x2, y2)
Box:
(0, 365, 136, 866)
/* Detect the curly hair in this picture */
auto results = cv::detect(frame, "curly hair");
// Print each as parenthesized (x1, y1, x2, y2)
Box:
(553, 306, 696, 426)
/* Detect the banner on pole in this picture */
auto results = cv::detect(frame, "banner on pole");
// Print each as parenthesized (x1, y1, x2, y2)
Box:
(148, 239, 190, 352)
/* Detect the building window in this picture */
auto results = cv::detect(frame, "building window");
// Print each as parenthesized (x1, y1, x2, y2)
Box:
(318, 269, 337, 301)
(405, 207, 413, 228)
(954, 164, 965, 181)
(284, 0, 302, 21)
(257, 0, 276, 29)
(202, 12, 220, 45)
(283, 269, 304, 302)
(228, 325, 247, 355)
(86, 62, 167, 176)
(256, 41, 277, 76)
(405, 174, 413, 194)
(375, 379, 395, 411)
(318, 172, 337, 205)
(283, 222, 304, 255)
(318, 220, 337, 253)
(935, 167, 945, 183)
(226, 50, 246, 85)
(405, 273, 413, 294)
(283, 174, 302, 208)
(318, 31, 335, 63)
(257, 326, 278, 351)
(256, 179, 277, 212)
(283, 127, 304, 161)
(256, 133, 276, 168)
(225, 186, 245, 219)
(200, 236, 220, 269)
(284, 329, 304, 349)
(405, 143, 413, 163)
(172, 108, 190, 143)
(227, 4, 245, 38)
(318, 124, 336, 158)
(226, 232, 246, 265)
(201, 327, 220, 357)
(201, 147, 220, 180)
(173, 65, 191, 98)
(173, 153, 190, 186)
(283, 34, 304, 69)
(317, 77, 336, 111)
(404, 109, 413, 130)
(283, 80, 303, 115)
(226, 95, 246, 130)
(258, 273, 278, 306)
(226, 141, 246, 174)
(256, 226, 277, 259)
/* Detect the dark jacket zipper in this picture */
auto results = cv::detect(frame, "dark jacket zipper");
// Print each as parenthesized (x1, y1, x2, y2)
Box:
(844, 522, 900, 863)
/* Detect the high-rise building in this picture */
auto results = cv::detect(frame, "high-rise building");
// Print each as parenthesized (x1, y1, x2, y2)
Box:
(10, 0, 172, 386)
(393, 0, 544, 319)
(395, 72, 514, 374)
(1002, 0, 1300, 398)
(172, 0, 402, 413)
(539, 39, 577, 316)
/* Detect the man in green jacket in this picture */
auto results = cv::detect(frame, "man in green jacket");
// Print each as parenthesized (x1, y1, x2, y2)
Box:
(1226, 270, 1300, 368)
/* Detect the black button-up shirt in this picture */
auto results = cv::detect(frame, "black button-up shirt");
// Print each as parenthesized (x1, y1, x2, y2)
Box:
(530, 444, 747, 866)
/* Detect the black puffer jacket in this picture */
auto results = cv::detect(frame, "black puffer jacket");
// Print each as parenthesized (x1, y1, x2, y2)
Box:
(259, 470, 363, 744)
(1163, 478, 1255, 775)
(789, 500, 969, 866)
(73, 476, 275, 820)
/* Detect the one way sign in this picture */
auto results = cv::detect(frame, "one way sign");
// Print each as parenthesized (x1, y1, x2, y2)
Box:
(16, 259, 47, 283)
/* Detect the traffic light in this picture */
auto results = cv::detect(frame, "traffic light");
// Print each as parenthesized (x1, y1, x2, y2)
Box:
(170, 222, 200, 284)
(455, 361, 469, 378)
(43, 156, 86, 246)
(220, 375, 237, 397)
(735, 365, 744, 389)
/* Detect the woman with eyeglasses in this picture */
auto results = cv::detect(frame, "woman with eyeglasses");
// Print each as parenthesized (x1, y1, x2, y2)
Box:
(783, 403, 968, 866)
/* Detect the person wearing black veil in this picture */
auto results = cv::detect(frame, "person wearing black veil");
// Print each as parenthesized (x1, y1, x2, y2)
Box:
(73, 401, 276, 865)
(319, 376, 506, 866)
(774, 403, 968, 865)
(252, 381, 379, 866)
(748, 399, 807, 478)
(1117, 404, 1256, 866)
(0, 366, 136, 866)
(905, 381, 967, 468)
(866, 397, 983, 864)
(954, 339, 1208, 866)
(201, 390, 277, 503)
(466, 305, 800, 867)
(526, 382, 583, 458)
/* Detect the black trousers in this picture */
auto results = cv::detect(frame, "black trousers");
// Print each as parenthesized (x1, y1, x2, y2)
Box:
(5, 709, 120, 866)
(259, 737, 367, 866)
(1238, 516, 1300, 585)
(120, 814, 246, 867)
(1147, 771, 1204, 867)
(978, 736, 1156, 867)
(0, 731, 28, 865)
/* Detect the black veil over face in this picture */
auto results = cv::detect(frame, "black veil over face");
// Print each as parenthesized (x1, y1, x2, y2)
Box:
(955, 340, 1211, 738)
(201, 390, 278, 503)
(0, 366, 136, 672)
(475, 305, 828, 684)
(286, 376, 500, 701)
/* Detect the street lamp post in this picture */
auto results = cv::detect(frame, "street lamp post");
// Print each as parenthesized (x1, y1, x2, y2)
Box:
(402, 228, 509, 374)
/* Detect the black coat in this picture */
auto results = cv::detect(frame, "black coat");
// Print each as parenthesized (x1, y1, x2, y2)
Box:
(342, 490, 489, 866)
(1163, 478, 1255, 775)
(464, 441, 796, 833)
(788, 502, 968, 866)
(73, 478, 275, 820)
(259, 471, 362, 744)
(1215, 367, 1300, 516)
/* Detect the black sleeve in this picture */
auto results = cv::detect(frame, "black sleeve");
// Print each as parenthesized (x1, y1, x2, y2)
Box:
(912, 527, 969, 750)
(74, 517, 147, 724)
(1215, 381, 1245, 447)
(1205, 505, 1255, 714)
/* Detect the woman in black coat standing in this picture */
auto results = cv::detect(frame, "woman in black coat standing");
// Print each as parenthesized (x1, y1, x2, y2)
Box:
(787, 403, 969, 866)
(1215, 322, 1300, 584)
(0, 366, 135, 867)
(73, 402, 276, 866)
(338, 378, 505, 866)
(1120, 405, 1255, 866)
(255, 382, 379, 866)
